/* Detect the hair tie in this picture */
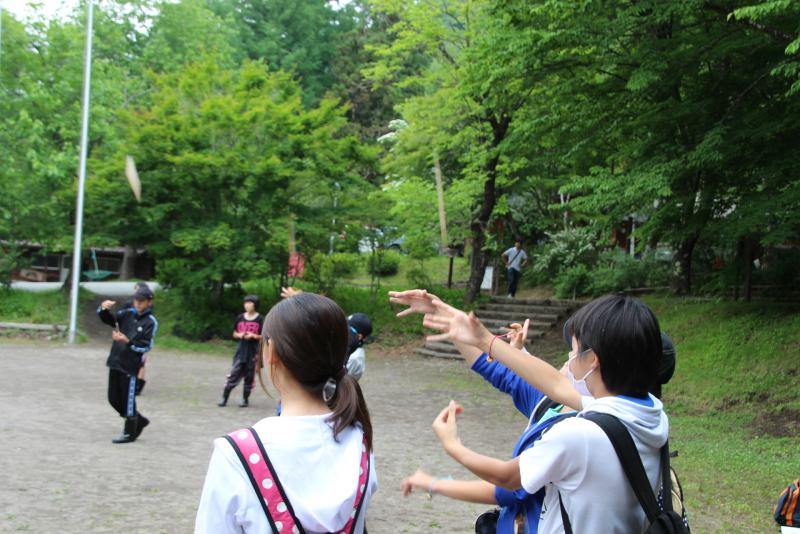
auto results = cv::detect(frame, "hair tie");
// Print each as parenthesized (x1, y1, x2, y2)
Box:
(336, 367, 347, 380)
(322, 378, 338, 403)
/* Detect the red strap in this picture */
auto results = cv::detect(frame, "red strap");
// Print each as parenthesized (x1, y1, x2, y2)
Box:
(226, 427, 370, 534)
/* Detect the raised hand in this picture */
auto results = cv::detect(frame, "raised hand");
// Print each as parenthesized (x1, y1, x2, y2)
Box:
(422, 299, 493, 349)
(388, 289, 440, 317)
(432, 400, 464, 451)
(101, 300, 116, 310)
(280, 286, 303, 299)
(506, 319, 530, 350)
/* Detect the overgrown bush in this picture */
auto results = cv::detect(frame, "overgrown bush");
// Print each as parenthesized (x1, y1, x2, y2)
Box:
(589, 250, 671, 295)
(368, 250, 401, 276)
(167, 288, 248, 341)
(406, 265, 433, 288)
(532, 227, 599, 278)
(305, 252, 361, 294)
(554, 264, 592, 299)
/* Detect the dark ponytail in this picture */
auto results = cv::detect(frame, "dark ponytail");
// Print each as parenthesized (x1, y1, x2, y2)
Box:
(265, 293, 373, 451)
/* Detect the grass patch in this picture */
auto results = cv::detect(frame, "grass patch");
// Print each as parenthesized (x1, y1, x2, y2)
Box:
(0, 288, 77, 324)
(646, 296, 800, 533)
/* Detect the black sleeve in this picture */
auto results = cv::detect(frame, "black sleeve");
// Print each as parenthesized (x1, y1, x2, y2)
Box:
(232, 314, 243, 335)
(97, 306, 117, 328)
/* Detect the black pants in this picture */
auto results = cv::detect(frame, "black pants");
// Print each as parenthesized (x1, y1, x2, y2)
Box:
(108, 368, 139, 419)
(507, 267, 521, 297)
(223, 357, 256, 395)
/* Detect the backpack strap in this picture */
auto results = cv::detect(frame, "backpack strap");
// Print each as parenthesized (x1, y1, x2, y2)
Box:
(532, 397, 560, 423)
(507, 248, 523, 268)
(225, 427, 306, 534)
(558, 491, 574, 534)
(337, 434, 371, 534)
(583, 412, 662, 522)
(659, 439, 675, 513)
(225, 427, 370, 534)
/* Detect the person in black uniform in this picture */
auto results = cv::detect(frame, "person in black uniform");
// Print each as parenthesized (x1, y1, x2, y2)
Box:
(97, 285, 158, 444)
(218, 295, 264, 408)
(121, 282, 153, 396)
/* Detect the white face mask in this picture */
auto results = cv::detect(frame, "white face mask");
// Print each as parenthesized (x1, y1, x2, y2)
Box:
(566, 348, 595, 397)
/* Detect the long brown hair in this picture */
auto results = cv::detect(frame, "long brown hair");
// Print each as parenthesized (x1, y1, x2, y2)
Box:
(262, 293, 373, 451)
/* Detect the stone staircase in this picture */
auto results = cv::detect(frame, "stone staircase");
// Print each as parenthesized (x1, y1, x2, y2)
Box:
(414, 296, 579, 360)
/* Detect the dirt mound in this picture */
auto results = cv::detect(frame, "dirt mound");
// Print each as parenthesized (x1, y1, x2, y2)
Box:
(748, 407, 800, 438)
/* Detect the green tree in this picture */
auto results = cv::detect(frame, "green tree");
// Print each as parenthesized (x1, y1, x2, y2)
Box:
(110, 59, 357, 336)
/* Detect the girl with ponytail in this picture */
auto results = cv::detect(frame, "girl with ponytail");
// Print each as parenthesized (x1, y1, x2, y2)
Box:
(196, 293, 376, 534)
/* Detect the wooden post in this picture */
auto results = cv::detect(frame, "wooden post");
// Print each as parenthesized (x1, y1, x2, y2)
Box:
(433, 155, 448, 252)
(447, 253, 454, 288)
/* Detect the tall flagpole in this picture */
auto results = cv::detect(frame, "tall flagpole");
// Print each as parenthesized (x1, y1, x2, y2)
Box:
(68, 0, 94, 344)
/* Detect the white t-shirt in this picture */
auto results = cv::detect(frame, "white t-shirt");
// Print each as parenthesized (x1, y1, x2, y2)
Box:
(346, 347, 365, 381)
(195, 414, 377, 534)
(519, 395, 668, 534)
(503, 247, 528, 271)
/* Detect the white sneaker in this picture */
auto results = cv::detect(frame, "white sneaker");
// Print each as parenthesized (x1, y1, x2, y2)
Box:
(507, 294, 513, 298)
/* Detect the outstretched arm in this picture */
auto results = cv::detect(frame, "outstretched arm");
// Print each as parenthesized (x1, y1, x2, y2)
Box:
(401, 470, 497, 504)
(390, 290, 581, 410)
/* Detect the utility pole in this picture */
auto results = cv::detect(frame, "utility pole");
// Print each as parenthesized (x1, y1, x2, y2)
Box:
(67, 0, 94, 344)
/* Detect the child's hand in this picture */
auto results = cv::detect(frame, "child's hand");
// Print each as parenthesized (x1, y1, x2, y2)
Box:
(112, 330, 129, 344)
(401, 469, 434, 497)
(388, 289, 440, 317)
(506, 319, 530, 350)
(432, 400, 463, 452)
(281, 286, 303, 299)
(101, 300, 116, 310)
(423, 300, 493, 349)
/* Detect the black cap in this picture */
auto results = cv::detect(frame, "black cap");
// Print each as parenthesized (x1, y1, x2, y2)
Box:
(348, 313, 373, 338)
(133, 286, 154, 300)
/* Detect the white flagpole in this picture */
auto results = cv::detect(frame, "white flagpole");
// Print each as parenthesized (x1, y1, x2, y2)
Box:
(68, 0, 94, 344)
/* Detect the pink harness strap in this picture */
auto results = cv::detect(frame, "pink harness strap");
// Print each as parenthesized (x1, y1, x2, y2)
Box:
(225, 427, 370, 534)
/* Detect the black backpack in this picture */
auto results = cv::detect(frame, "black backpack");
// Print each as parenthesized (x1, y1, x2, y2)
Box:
(559, 412, 690, 534)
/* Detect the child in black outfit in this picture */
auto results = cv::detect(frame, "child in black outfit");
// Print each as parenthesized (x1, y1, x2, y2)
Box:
(218, 295, 264, 408)
(97, 285, 158, 444)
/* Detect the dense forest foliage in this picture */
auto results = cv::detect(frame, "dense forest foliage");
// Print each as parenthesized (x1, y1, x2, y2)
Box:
(1, 0, 798, 333)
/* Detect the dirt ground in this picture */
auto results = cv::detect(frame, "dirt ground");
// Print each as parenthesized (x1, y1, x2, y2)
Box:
(0, 334, 563, 534)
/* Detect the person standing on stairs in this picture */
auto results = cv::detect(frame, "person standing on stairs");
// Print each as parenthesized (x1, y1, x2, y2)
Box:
(218, 295, 264, 408)
(502, 239, 528, 298)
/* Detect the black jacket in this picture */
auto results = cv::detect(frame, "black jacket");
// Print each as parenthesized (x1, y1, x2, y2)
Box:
(97, 305, 158, 375)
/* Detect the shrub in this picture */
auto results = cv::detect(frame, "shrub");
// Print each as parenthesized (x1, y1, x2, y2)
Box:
(554, 264, 592, 299)
(368, 250, 401, 276)
(305, 252, 361, 294)
(589, 250, 671, 295)
(406, 265, 433, 289)
(532, 227, 599, 278)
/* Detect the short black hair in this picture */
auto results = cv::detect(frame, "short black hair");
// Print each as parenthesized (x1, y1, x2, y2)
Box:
(568, 294, 662, 397)
(243, 294, 260, 309)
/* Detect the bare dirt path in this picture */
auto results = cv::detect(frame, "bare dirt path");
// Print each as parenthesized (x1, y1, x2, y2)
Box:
(1, 338, 535, 533)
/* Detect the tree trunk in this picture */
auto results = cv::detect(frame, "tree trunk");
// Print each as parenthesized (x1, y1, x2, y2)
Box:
(672, 236, 698, 295)
(465, 114, 510, 304)
(119, 245, 137, 280)
(743, 237, 754, 302)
